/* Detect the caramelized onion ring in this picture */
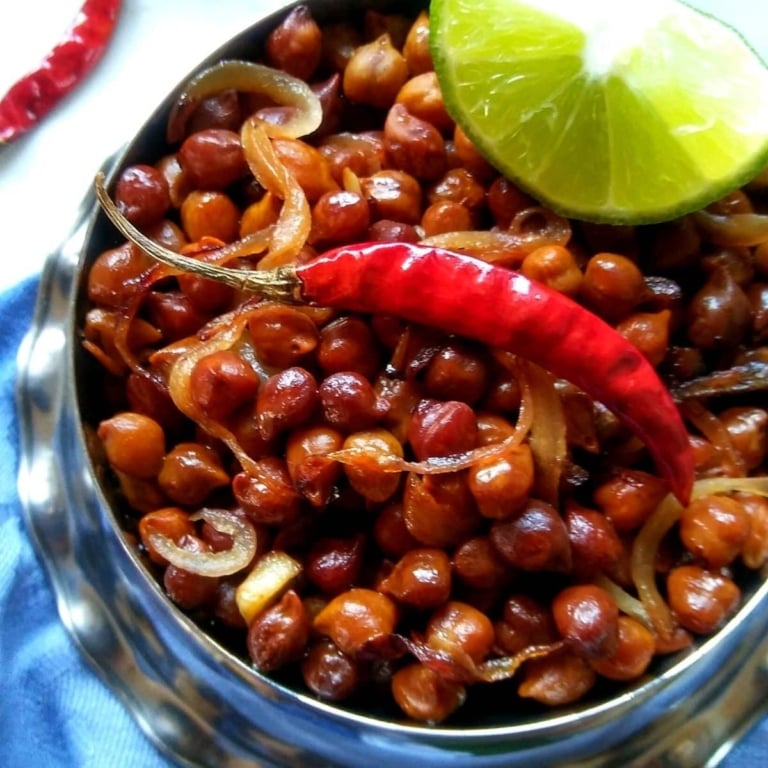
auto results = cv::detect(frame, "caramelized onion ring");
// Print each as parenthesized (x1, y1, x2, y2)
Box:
(691, 209, 768, 246)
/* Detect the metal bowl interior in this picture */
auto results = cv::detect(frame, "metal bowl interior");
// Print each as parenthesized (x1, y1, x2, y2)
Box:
(18, 0, 768, 766)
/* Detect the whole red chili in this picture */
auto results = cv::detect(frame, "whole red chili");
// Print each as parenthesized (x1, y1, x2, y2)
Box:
(0, 0, 122, 144)
(94, 175, 696, 505)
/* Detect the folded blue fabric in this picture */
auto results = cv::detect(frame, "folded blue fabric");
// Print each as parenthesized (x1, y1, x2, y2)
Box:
(0, 276, 763, 767)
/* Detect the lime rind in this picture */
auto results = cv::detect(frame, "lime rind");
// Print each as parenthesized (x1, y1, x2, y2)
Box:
(431, 0, 768, 224)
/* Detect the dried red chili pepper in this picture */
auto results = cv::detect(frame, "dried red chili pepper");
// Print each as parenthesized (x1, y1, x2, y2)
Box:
(0, 0, 122, 144)
(94, 175, 696, 505)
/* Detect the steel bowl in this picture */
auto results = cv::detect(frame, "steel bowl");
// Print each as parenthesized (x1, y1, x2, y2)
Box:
(16, 0, 768, 765)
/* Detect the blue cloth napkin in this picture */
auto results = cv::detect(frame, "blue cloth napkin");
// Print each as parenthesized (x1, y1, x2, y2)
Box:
(1, 277, 765, 767)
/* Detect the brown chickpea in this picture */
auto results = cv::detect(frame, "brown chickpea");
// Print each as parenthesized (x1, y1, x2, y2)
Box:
(114, 471, 165, 515)
(452, 536, 510, 591)
(285, 425, 344, 507)
(552, 584, 619, 659)
(421, 200, 474, 237)
(422, 343, 489, 405)
(450, 124, 496, 181)
(740, 493, 768, 569)
(364, 11, 412, 48)
(360, 169, 423, 224)
(313, 588, 398, 655)
(306, 535, 365, 595)
(319, 132, 386, 185)
(98, 412, 166, 479)
(115, 164, 170, 228)
(124, 372, 184, 433)
(232, 458, 302, 526)
(87, 244, 154, 308)
(264, 5, 322, 80)
(317, 315, 383, 379)
(402, 11, 432, 74)
(686, 266, 752, 350)
(380, 548, 452, 609)
(319, 371, 389, 432)
(177, 271, 235, 314)
(396, 72, 452, 134)
(341, 429, 403, 502)
(384, 103, 447, 181)
(144, 290, 211, 343)
(373, 501, 420, 558)
(467, 445, 535, 520)
(240, 192, 282, 236)
(184, 89, 242, 135)
(138, 507, 195, 566)
(157, 443, 230, 507)
(593, 469, 669, 533)
(428, 167, 486, 211)
(518, 649, 596, 706)
(367, 218, 421, 243)
(565, 503, 625, 580)
(425, 600, 495, 663)
(520, 244, 583, 297)
(667, 565, 741, 635)
(719, 406, 768, 471)
(189, 350, 260, 422)
(589, 615, 656, 681)
(748, 283, 768, 341)
(679, 495, 750, 569)
(302, 638, 361, 701)
(272, 138, 339, 202)
(180, 190, 240, 243)
(343, 34, 409, 110)
(494, 595, 557, 655)
(247, 304, 320, 368)
(391, 664, 466, 724)
(311, 190, 371, 245)
(615, 309, 671, 367)
(407, 399, 477, 460)
(256, 367, 319, 441)
(475, 413, 519, 445)
(178, 128, 247, 190)
(156, 153, 191, 208)
(403, 472, 482, 548)
(163, 534, 220, 610)
(322, 22, 363, 71)
(580, 252, 646, 321)
(490, 499, 572, 572)
(486, 177, 534, 228)
(247, 589, 310, 673)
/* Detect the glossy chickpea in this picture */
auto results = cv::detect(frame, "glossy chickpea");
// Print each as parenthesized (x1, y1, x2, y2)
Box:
(589, 615, 655, 681)
(311, 189, 371, 245)
(321, 22, 363, 71)
(407, 399, 477, 461)
(256, 367, 319, 441)
(157, 443, 230, 507)
(247, 304, 320, 368)
(180, 190, 240, 243)
(114, 471, 165, 515)
(593, 469, 669, 533)
(247, 589, 310, 673)
(342, 429, 403, 502)
(265, 5, 322, 80)
(490, 499, 572, 573)
(343, 34, 409, 110)
(384, 103, 446, 181)
(177, 272, 234, 314)
(403, 472, 482, 548)
(467, 444, 535, 520)
(285, 425, 344, 507)
(740, 493, 768, 569)
(748, 283, 768, 341)
(391, 664, 466, 724)
(452, 536, 510, 591)
(421, 200, 474, 237)
(232, 458, 302, 526)
(163, 535, 220, 610)
(428, 167, 486, 211)
(396, 72, 452, 134)
(425, 600, 495, 664)
(667, 565, 740, 635)
(450, 124, 496, 181)
(679, 495, 750, 568)
(402, 11, 432, 74)
(494, 595, 557, 655)
(319, 132, 386, 185)
(178, 128, 247, 189)
(313, 588, 398, 655)
(379, 548, 452, 609)
(719, 407, 768, 471)
(306, 535, 365, 595)
(422, 343, 488, 405)
(184, 89, 242, 135)
(319, 371, 389, 432)
(580, 252, 646, 321)
(240, 192, 282, 236)
(272, 137, 339, 202)
(98, 412, 166, 479)
(565, 503, 625, 580)
(616, 310, 671, 367)
(552, 584, 619, 659)
(115, 164, 170, 228)
(486, 177, 534, 228)
(138, 507, 195, 566)
(518, 649, 596, 706)
(87, 243, 154, 308)
(317, 315, 383, 379)
(189, 350, 260, 422)
(374, 501, 420, 558)
(521, 244, 583, 297)
(143, 290, 211, 343)
(361, 169, 423, 225)
(302, 639, 361, 701)
(367, 218, 421, 243)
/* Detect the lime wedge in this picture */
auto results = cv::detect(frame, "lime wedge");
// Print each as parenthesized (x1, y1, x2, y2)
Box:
(430, 0, 768, 224)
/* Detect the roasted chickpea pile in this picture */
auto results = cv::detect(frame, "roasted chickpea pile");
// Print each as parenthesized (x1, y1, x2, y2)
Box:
(83, 5, 768, 724)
